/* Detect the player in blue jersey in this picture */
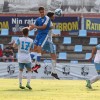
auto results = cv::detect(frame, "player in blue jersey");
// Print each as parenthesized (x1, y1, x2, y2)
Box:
(86, 44, 100, 89)
(13, 28, 33, 89)
(28, 7, 51, 72)
(32, 12, 60, 79)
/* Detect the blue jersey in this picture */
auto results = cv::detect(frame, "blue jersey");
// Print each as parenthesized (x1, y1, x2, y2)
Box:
(35, 15, 51, 34)
(34, 15, 51, 47)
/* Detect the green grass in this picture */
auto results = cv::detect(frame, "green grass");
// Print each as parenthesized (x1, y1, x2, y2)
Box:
(0, 79, 100, 100)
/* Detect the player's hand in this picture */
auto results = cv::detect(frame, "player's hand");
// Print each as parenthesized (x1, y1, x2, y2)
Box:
(22, 27, 29, 31)
(88, 57, 93, 62)
(29, 24, 36, 30)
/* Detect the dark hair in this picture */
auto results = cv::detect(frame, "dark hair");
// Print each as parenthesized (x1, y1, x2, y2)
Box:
(38, 6, 44, 11)
(47, 12, 54, 18)
(22, 28, 28, 36)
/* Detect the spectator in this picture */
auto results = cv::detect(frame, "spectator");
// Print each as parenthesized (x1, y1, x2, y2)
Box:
(0, 45, 3, 61)
(3, 41, 14, 62)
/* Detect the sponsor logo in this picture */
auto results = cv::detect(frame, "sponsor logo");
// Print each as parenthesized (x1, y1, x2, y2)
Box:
(81, 66, 89, 76)
(7, 64, 15, 75)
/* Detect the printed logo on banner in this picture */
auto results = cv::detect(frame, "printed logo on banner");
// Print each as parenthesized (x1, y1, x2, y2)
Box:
(12, 24, 24, 33)
(81, 66, 89, 76)
(44, 65, 51, 75)
(62, 66, 70, 75)
(44, 60, 52, 75)
(7, 64, 15, 75)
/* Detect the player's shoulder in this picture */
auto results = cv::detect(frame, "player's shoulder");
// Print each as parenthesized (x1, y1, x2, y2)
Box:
(18, 37, 23, 40)
(36, 17, 41, 20)
(27, 37, 33, 42)
(45, 15, 50, 20)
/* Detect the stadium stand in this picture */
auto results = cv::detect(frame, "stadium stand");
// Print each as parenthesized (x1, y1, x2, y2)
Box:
(89, 37, 98, 45)
(0, 29, 9, 36)
(58, 52, 67, 60)
(85, 53, 91, 60)
(29, 29, 35, 36)
(0, 44, 4, 50)
(63, 37, 71, 44)
(74, 45, 83, 52)
(78, 30, 87, 37)
(11, 36, 19, 42)
(0, 32, 97, 63)
(52, 29, 61, 35)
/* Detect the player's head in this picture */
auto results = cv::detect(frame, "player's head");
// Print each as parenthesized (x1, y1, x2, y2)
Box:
(47, 12, 55, 21)
(38, 6, 45, 17)
(22, 28, 29, 36)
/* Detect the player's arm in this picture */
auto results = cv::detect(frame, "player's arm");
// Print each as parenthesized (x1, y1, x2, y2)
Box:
(28, 23, 46, 30)
(88, 47, 97, 61)
(28, 25, 35, 31)
(28, 24, 46, 30)
(13, 43, 17, 48)
(13, 39, 20, 48)
(34, 24, 47, 30)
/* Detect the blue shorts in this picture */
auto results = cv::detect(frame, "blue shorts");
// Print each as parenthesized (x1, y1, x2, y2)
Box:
(34, 33, 48, 47)
(42, 41, 56, 54)
(95, 63, 100, 75)
(19, 63, 31, 70)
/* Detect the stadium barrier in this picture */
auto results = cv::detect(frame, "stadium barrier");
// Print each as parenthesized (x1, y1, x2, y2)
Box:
(0, 62, 97, 80)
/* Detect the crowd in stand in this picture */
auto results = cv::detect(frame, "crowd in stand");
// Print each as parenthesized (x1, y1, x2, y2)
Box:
(0, 41, 15, 62)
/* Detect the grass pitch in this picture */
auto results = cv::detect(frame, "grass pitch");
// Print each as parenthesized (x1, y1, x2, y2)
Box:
(0, 79, 100, 100)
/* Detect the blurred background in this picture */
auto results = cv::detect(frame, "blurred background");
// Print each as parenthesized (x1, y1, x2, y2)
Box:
(0, 0, 100, 78)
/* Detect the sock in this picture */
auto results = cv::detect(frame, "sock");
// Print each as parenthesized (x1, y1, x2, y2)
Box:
(27, 71, 32, 85)
(30, 52, 37, 59)
(90, 75, 100, 84)
(36, 53, 41, 65)
(19, 71, 22, 86)
(51, 60, 56, 74)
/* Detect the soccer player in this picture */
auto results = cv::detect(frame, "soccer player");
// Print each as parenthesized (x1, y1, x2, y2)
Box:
(43, 12, 60, 79)
(13, 28, 33, 89)
(29, 6, 51, 71)
(32, 12, 60, 79)
(86, 44, 100, 89)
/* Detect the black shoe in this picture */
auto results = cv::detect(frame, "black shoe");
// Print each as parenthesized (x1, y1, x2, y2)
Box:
(51, 73, 60, 80)
(34, 70, 38, 73)
(19, 85, 25, 89)
(26, 84, 32, 90)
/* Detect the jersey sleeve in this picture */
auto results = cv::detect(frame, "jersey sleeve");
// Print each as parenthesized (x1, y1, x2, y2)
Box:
(15, 38, 20, 45)
(44, 16, 50, 25)
(96, 44, 100, 50)
(34, 18, 38, 26)
(50, 21, 53, 27)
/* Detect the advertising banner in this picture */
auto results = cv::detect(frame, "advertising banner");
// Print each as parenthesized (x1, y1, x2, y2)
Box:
(0, 16, 79, 34)
(0, 62, 97, 80)
(84, 18, 100, 32)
